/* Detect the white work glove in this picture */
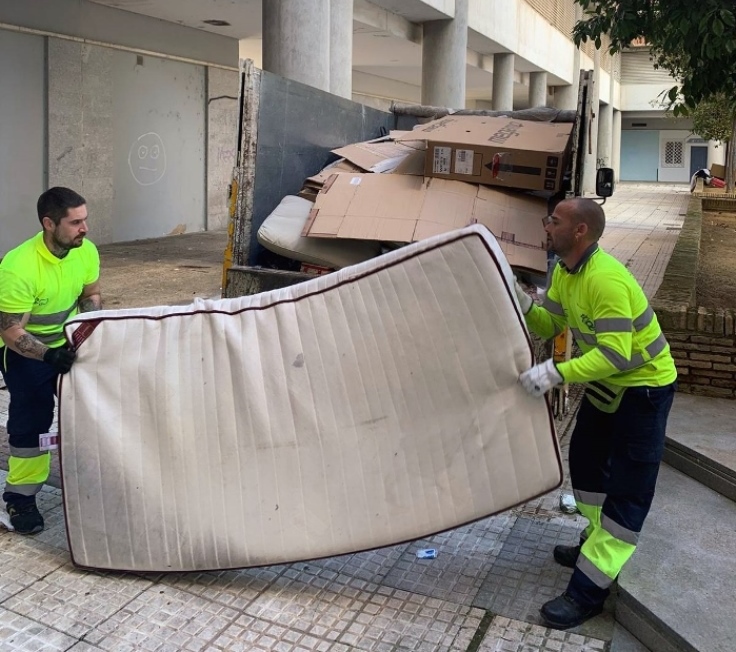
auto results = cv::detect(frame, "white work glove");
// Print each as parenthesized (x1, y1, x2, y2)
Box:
(519, 359, 563, 398)
(514, 277, 533, 315)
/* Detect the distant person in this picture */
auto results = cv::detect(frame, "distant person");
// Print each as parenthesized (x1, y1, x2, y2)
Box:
(0, 187, 101, 534)
(514, 198, 677, 629)
(689, 167, 711, 192)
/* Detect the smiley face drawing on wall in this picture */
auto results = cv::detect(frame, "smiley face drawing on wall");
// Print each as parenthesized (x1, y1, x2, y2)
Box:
(128, 132, 167, 186)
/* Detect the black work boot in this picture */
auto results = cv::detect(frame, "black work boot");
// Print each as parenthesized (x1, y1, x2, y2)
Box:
(6, 502, 44, 535)
(553, 544, 581, 568)
(540, 592, 603, 629)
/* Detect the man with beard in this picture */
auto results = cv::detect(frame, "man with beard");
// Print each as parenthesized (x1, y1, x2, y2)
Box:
(0, 187, 101, 534)
(513, 198, 677, 629)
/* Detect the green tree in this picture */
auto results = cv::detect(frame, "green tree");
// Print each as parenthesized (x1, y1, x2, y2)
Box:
(573, 0, 736, 192)
(692, 94, 735, 149)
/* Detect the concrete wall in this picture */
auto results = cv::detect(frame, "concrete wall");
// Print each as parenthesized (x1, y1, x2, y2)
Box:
(207, 68, 240, 230)
(0, 0, 238, 67)
(658, 130, 693, 184)
(111, 51, 207, 241)
(469, 0, 576, 84)
(47, 40, 209, 243)
(0, 30, 45, 256)
(621, 84, 671, 112)
(48, 39, 114, 243)
(1, 25, 239, 252)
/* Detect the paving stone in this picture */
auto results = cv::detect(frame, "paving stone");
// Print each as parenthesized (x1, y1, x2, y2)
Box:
(289, 543, 407, 588)
(34, 487, 69, 552)
(3, 563, 152, 639)
(83, 583, 239, 652)
(209, 613, 341, 651)
(337, 586, 484, 652)
(243, 572, 368, 642)
(33, 506, 70, 552)
(160, 565, 284, 611)
(473, 516, 582, 622)
(0, 534, 68, 602)
(381, 515, 515, 605)
(0, 606, 78, 650)
(479, 615, 607, 652)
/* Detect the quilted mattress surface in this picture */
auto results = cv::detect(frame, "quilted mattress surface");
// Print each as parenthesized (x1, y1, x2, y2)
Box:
(60, 225, 561, 572)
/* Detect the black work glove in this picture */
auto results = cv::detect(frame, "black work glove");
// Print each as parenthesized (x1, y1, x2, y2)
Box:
(43, 346, 77, 374)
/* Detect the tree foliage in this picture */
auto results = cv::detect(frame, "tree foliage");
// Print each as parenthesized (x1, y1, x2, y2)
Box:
(572, 0, 736, 113)
(573, 0, 736, 190)
(692, 94, 734, 144)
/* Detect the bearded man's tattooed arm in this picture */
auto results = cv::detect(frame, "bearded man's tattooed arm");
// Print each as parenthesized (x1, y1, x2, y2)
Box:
(78, 281, 102, 313)
(0, 311, 47, 360)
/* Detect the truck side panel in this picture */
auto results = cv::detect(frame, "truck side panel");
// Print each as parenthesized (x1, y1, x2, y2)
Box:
(248, 70, 399, 265)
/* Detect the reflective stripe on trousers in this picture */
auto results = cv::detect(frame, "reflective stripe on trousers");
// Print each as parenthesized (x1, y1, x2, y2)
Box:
(0, 347, 57, 502)
(574, 489, 638, 589)
(6, 454, 50, 497)
(567, 383, 676, 608)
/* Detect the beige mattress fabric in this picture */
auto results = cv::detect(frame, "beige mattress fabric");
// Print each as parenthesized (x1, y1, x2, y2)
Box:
(60, 225, 561, 572)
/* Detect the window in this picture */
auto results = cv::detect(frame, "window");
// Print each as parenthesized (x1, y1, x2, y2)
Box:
(662, 141, 684, 168)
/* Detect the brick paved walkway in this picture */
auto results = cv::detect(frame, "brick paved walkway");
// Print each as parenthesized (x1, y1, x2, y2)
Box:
(599, 182, 690, 297)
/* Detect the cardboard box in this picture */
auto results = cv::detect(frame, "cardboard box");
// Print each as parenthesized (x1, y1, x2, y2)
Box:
(710, 163, 726, 180)
(302, 173, 548, 272)
(332, 137, 425, 175)
(398, 116, 573, 192)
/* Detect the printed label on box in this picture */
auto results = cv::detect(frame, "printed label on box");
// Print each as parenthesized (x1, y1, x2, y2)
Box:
(39, 431, 58, 452)
(432, 146, 452, 174)
(454, 149, 475, 175)
(350, 177, 362, 185)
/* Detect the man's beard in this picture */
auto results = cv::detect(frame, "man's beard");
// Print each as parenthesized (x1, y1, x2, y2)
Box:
(50, 232, 84, 257)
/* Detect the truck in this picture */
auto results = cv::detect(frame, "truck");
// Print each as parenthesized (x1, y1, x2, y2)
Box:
(220, 60, 614, 416)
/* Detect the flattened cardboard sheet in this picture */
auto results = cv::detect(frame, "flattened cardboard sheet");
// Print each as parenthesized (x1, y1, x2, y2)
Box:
(303, 173, 548, 272)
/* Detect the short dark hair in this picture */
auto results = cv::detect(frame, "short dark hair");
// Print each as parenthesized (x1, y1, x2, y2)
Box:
(37, 187, 86, 225)
(562, 198, 606, 242)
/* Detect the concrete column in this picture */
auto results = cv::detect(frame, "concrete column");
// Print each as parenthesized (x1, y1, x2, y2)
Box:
(612, 109, 622, 181)
(552, 83, 577, 111)
(598, 101, 613, 167)
(553, 3, 582, 110)
(529, 71, 547, 108)
(492, 53, 515, 111)
(262, 0, 330, 92)
(583, 47, 601, 194)
(421, 0, 469, 108)
(330, 0, 353, 98)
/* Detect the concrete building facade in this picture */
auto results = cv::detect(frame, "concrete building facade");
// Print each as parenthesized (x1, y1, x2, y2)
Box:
(0, 0, 722, 256)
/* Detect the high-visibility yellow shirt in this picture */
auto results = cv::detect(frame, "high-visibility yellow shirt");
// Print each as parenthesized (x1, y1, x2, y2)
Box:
(0, 232, 99, 348)
(525, 245, 677, 388)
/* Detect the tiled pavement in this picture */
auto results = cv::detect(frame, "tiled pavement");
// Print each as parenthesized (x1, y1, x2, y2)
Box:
(598, 183, 690, 296)
(0, 182, 689, 651)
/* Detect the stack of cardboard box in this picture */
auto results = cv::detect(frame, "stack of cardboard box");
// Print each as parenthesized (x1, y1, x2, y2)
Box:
(260, 116, 574, 276)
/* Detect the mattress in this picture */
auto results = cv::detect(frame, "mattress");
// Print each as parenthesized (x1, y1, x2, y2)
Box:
(257, 195, 381, 268)
(60, 225, 561, 572)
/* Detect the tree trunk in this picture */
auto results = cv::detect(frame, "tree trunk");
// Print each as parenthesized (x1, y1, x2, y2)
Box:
(727, 117, 736, 194)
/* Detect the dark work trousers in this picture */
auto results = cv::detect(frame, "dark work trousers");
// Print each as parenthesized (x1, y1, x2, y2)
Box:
(0, 347, 58, 506)
(566, 383, 677, 608)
